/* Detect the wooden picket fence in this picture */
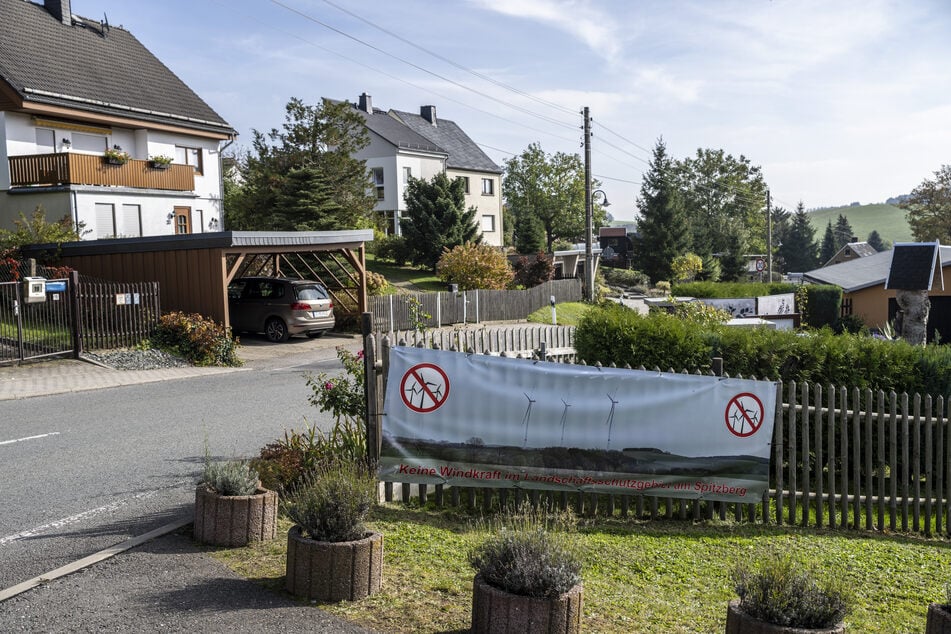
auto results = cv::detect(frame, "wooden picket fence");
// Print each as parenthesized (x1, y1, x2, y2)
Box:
(363, 323, 951, 537)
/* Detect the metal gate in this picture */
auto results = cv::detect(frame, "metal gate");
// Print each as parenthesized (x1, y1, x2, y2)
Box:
(0, 277, 75, 365)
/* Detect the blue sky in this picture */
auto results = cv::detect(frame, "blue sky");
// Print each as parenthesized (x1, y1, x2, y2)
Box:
(83, 0, 951, 221)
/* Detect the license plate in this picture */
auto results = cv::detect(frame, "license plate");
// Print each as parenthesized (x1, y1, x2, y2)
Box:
(311, 310, 330, 318)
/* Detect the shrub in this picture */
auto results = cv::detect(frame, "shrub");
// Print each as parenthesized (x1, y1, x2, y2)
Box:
(201, 458, 259, 496)
(374, 234, 412, 266)
(366, 270, 389, 296)
(512, 251, 554, 288)
(282, 459, 377, 542)
(307, 347, 365, 427)
(671, 281, 797, 298)
(673, 301, 732, 326)
(803, 285, 842, 329)
(437, 242, 513, 290)
(602, 268, 651, 292)
(732, 552, 849, 629)
(469, 503, 582, 599)
(152, 311, 241, 367)
(671, 252, 703, 282)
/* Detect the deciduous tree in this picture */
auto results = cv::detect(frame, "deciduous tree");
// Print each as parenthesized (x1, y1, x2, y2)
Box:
(901, 165, 951, 242)
(436, 242, 512, 290)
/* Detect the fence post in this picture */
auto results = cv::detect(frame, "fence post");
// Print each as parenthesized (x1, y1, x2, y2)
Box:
(711, 357, 723, 377)
(69, 270, 82, 358)
(362, 312, 379, 468)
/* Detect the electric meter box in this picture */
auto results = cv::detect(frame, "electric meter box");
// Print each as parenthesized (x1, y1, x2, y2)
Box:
(23, 277, 47, 303)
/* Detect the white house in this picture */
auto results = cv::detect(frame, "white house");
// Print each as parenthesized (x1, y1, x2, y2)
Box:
(348, 93, 503, 247)
(0, 0, 235, 238)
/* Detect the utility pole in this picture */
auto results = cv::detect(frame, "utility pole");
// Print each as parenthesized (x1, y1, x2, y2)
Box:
(583, 106, 594, 301)
(766, 189, 772, 283)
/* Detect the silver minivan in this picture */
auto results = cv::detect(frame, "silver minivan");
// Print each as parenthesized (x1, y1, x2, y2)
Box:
(228, 277, 335, 342)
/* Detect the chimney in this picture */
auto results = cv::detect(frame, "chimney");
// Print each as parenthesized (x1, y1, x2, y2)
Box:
(358, 93, 373, 113)
(420, 105, 437, 125)
(45, 0, 72, 25)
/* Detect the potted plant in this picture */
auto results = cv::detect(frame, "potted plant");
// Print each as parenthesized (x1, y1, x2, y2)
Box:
(926, 582, 951, 634)
(727, 552, 849, 633)
(194, 456, 278, 547)
(149, 154, 173, 169)
(283, 457, 382, 602)
(103, 145, 130, 165)
(468, 504, 583, 634)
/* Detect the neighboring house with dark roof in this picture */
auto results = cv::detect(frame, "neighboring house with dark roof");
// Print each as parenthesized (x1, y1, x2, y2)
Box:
(822, 241, 878, 267)
(348, 93, 503, 246)
(804, 244, 951, 341)
(0, 0, 235, 238)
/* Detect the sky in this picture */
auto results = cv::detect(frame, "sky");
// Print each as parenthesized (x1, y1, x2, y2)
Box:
(76, 0, 951, 221)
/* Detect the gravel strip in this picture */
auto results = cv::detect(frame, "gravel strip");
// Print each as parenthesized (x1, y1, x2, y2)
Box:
(84, 348, 192, 371)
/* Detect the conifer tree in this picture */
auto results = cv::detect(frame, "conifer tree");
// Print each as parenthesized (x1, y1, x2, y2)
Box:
(820, 221, 837, 263)
(633, 139, 689, 283)
(780, 202, 820, 272)
(401, 173, 480, 270)
(867, 230, 887, 252)
(833, 214, 854, 249)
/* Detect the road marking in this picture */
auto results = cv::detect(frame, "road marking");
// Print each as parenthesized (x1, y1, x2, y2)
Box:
(0, 516, 192, 602)
(0, 479, 191, 546)
(0, 432, 61, 446)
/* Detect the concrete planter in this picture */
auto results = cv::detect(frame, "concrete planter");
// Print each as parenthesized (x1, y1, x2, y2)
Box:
(193, 485, 278, 547)
(285, 526, 383, 602)
(927, 603, 951, 634)
(471, 574, 583, 634)
(726, 600, 845, 634)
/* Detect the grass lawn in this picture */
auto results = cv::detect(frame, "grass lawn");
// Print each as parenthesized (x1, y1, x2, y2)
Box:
(366, 255, 444, 293)
(209, 504, 951, 633)
(526, 302, 591, 326)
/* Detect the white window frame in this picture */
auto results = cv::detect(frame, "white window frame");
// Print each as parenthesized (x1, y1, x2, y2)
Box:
(481, 178, 494, 195)
(481, 214, 496, 232)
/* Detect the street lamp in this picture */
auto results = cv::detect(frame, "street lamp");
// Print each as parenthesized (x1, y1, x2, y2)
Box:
(584, 189, 610, 301)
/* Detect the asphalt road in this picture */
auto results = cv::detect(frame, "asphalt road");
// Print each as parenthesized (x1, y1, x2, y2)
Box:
(0, 336, 358, 591)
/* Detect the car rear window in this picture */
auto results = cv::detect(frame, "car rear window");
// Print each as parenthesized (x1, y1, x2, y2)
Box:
(296, 285, 328, 301)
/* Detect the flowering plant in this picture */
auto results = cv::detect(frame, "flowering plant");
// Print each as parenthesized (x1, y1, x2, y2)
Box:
(307, 347, 365, 426)
(103, 145, 130, 164)
(150, 154, 173, 166)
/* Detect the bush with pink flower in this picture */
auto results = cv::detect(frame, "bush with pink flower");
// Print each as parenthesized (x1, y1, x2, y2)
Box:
(307, 346, 366, 427)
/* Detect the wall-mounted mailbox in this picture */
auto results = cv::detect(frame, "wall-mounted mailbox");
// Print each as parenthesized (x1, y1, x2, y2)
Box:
(23, 277, 47, 303)
(46, 281, 67, 293)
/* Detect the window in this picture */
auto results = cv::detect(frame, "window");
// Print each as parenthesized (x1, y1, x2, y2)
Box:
(35, 129, 55, 153)
(481, 178, 494, 195)
(95, 203, 116, 238)
(72, 132, 107, 153)
(175, 146, 203, 173)
(119, 204, 142, 237)
(402, 166, 412, 184)
(462, 176, 470, 194)
(371, 167, 385, 200)
(481, 215, 496, 232)
(174, 206, 191, 234)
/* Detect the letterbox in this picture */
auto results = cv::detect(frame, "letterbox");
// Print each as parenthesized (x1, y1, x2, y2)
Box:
(22, 277, 47, 303)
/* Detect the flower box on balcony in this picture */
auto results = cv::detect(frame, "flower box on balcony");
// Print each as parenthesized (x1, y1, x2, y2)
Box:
(103, 146, 130, 166)
(149, 155, 173, 170)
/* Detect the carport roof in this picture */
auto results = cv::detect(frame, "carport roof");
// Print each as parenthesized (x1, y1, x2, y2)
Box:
(22, 230, 374, 257)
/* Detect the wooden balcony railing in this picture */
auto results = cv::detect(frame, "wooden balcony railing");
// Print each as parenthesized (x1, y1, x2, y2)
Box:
(8, 153, 195, 191)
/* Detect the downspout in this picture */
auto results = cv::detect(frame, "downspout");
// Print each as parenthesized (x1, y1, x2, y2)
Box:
(218, 134, 235, 230)
(71, 189, 79, 233)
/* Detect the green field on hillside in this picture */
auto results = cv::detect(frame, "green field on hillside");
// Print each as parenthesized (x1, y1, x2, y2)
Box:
(808, 203, 913, 246)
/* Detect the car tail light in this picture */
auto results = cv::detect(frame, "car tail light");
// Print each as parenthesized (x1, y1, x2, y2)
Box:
(328, 302, 333, 309)
(290, 302, 312, 311)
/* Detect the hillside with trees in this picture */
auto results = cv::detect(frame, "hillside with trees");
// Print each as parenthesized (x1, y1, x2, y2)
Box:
(807, 203, 911, 246)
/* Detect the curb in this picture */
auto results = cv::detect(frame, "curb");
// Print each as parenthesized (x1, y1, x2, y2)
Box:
(0, 517, 192, 602)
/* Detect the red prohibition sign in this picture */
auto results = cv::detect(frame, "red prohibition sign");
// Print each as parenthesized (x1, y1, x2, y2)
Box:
(725, 392, 765, 438)
(400, 363, 450, 413)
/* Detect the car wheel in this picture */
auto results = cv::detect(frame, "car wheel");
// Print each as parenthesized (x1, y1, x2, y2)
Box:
(265, 317, 290, 342)
(306, 331, 325, 339)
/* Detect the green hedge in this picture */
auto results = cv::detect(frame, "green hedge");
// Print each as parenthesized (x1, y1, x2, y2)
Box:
(670, 282, 842, 330)
(575, 304, 951, 396)
(671, 281, 796, 298)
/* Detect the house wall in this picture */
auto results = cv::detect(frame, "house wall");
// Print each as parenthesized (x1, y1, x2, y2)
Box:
(450, 168, 502, 247)
(848, 266, 951, 329)
(1, 112, 224, 235)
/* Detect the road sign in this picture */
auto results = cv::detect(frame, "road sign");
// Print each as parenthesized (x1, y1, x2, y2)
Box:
(400, 363, 450, 413)
(724, 392, 765, 438)
(755, 258, 765, 272)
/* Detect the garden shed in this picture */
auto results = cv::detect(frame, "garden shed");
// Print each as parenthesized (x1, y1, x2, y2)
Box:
(21, 230, 373, 327)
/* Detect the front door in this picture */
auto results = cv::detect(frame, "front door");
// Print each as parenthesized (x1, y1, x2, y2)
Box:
(173, 206, 191, 234)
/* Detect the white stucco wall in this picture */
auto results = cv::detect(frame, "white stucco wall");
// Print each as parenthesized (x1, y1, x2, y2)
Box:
(449, 169, 502, 247)
(1, 112, 225, 235)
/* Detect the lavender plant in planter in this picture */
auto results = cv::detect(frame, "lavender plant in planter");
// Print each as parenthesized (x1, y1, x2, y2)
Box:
(194, 458, 277, 547)
(726, 552, 849, 634)
(468, 503, 584, 634)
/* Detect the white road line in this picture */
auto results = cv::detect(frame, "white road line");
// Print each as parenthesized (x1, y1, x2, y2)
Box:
(0, 479, 192, 546)
(0, 432, 61, 446)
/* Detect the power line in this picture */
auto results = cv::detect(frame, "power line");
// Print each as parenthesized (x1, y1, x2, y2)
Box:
(269, 0, 578, 130)
(317, 0, 579, 119)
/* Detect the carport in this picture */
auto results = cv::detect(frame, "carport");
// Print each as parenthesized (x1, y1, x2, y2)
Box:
(22, 230, 373, 327)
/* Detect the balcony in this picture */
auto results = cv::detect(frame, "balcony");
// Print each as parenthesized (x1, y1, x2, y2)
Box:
(8, 153, 195, 192)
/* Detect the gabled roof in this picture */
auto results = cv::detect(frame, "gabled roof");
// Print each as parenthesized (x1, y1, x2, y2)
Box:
(821, 241, 878, 267)
(885, 242, 943, 291)
(805, 246, 951, 293)
(0, 0, 233, 136)
(391, 109, 501, 174)
(352, 106, 445, 155)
